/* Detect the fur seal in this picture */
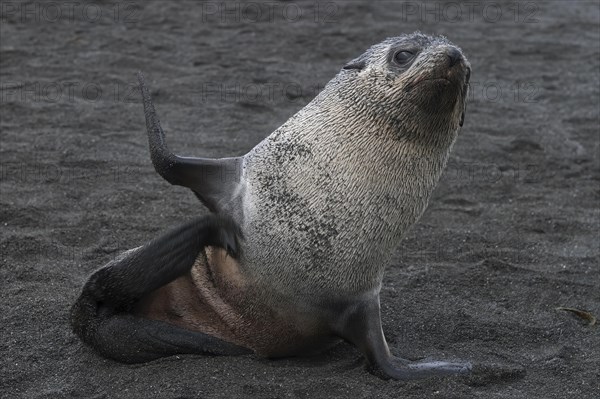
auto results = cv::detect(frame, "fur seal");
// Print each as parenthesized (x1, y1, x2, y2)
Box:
(71, 32, 472, 380)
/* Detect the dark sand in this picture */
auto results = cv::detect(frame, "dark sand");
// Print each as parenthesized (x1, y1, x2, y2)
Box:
(1, 1, 599, 398)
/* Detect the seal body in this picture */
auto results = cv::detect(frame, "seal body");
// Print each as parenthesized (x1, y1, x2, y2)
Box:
(72, 32, 472, 379)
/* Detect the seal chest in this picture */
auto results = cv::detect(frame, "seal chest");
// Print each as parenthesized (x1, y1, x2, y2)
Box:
(240, 35, 470, 298)
(71, 32, 473, 380)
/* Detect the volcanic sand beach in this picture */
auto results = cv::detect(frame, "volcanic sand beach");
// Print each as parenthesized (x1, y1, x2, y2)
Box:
(1, 1, 599, 398)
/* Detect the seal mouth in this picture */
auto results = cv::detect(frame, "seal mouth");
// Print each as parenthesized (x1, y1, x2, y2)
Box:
(404, 76, 455, 92)
(406, 64, 470, 93)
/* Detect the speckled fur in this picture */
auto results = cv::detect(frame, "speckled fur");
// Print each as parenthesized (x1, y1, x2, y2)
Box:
(236, 33, 470, 304)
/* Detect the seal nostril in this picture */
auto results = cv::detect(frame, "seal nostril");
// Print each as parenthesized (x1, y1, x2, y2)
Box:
(447, 48, 462, 67)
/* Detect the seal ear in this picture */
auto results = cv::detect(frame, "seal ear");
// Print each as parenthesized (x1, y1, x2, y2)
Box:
(342, 54, 367, 71)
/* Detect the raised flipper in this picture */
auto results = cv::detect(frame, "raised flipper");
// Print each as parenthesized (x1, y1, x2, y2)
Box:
(138, 72, 243, 213)
(70, 215, 251, 363)
(333, 296, 471, 380)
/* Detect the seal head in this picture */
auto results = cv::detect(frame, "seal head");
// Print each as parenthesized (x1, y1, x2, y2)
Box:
(341, 32, 470, 143)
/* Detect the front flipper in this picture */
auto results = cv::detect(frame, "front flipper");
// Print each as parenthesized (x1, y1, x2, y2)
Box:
(137, 72, 243, 213)
(70, 215, 251, 363)
(333, 297, 471, 380)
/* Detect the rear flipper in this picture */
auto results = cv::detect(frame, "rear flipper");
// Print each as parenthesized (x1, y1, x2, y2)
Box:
(70, 215, 251, 363)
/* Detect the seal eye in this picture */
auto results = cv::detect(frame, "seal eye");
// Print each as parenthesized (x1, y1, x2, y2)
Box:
(393, 50, 414, 65)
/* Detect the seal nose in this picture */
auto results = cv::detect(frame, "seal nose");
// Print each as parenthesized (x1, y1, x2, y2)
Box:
(446, 48, 462, 67)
